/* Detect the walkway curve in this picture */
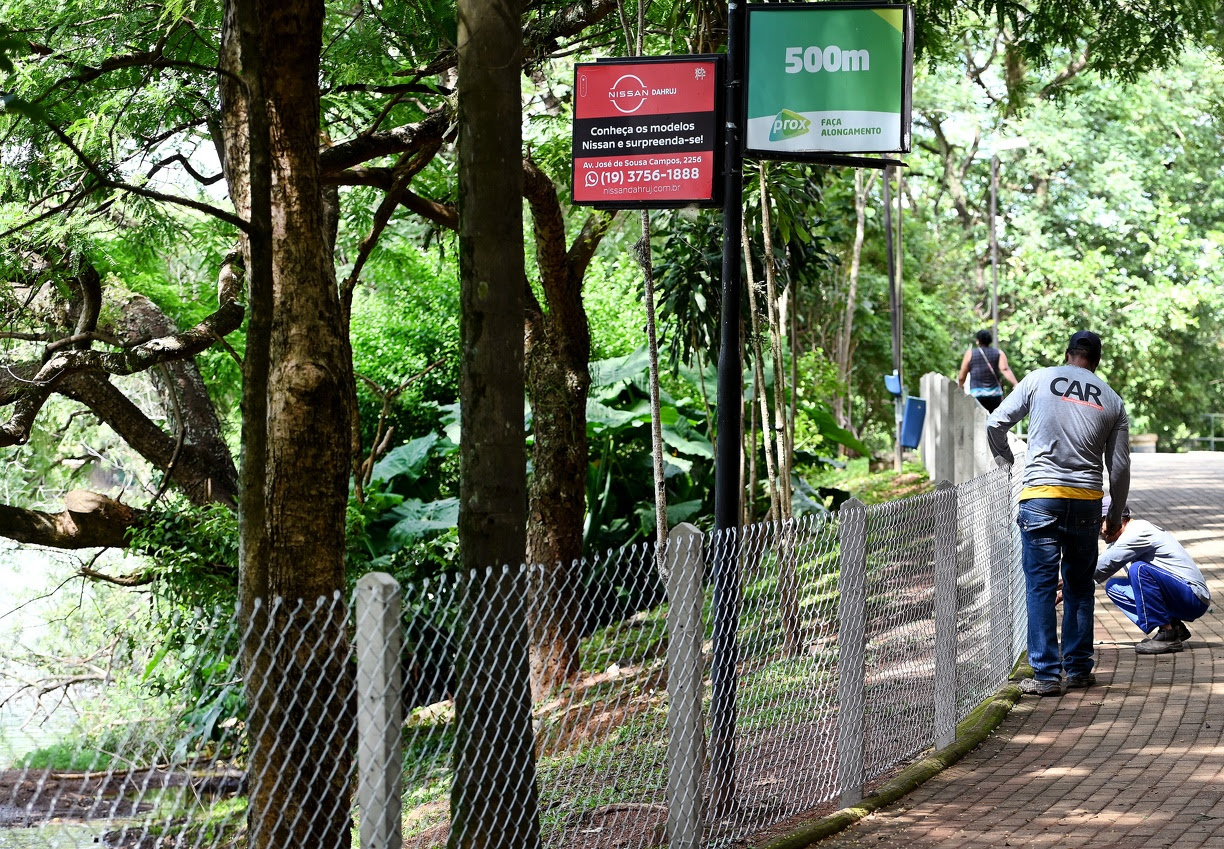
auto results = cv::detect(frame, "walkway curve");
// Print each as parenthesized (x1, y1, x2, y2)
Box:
(809, 452, 1224, 849)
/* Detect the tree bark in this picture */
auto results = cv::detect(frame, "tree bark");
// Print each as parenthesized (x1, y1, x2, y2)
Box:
(834, 169, 875, 432)
(0, 491, 142, 549)
(113, 293, 239, 504)
(221, 1, 354, 847)
(522, 160, 607, 698)
(451, 0, 542, 846)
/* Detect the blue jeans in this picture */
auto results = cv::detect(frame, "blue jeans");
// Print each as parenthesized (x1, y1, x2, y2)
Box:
(1017, 498, 1102, 681)
(1105, 561, 1210, 634)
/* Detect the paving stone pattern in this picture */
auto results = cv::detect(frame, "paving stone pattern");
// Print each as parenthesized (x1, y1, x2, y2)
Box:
(814, 453, 1224, 849)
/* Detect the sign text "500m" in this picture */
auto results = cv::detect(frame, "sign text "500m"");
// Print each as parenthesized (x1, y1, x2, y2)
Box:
(783, 46, 870, 74)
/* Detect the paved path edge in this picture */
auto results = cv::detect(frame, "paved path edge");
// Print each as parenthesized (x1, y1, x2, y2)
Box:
(756, 679, 1026, 849)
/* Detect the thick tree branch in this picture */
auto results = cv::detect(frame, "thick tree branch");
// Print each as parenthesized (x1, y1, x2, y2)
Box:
(0, 491, 144, 549)
(1041, 47, 1093, 97)
(523, 157, 570, 305)
(567, 209, 616, 282)
(320, 109, 452, 176)
(0, 256, 246, 455)
(57, 372, 238, 508)
(399, 189, 458, 230)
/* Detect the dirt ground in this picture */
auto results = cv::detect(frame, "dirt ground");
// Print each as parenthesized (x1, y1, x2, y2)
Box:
(0, 766, 242, 827)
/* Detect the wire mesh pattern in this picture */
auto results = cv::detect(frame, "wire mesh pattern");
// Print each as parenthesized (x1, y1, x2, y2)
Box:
(0, 471, 1026, 849)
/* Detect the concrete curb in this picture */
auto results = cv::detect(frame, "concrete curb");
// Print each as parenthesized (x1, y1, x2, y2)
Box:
(756, 680, 1024, 849)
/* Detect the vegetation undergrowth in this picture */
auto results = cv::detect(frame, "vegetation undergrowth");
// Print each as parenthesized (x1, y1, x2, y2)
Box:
(808, 458, 934, 505)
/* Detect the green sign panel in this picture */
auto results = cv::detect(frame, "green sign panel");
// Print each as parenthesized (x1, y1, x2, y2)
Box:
(745, 4, 913, 156)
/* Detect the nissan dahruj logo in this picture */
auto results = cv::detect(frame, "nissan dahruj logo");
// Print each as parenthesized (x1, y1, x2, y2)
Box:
(608, 74, 649, 113)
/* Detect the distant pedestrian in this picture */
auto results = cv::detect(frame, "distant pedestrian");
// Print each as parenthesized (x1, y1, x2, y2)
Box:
(957, 329, 1018, 412)
(986, 330, 1130, 696)
(1096, 500, 1210, 655)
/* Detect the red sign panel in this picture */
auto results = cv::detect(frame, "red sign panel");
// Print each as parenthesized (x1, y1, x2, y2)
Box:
(572, 57, 721, 207)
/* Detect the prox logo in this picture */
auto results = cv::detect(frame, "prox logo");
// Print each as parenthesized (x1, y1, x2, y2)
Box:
(770, 109, 810, 141)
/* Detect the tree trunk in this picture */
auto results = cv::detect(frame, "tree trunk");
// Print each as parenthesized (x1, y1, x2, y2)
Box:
(834, 169, 876, 432)
(524, 316, 588, 698)
(221, 1, 354, 847)
(521, 163, 610, 699)
(451, 0, 542, 845)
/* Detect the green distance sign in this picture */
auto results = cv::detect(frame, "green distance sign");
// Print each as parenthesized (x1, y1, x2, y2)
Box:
(745, 3, 913, 156)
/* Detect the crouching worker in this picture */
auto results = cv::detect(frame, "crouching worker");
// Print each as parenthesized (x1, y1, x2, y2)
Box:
(1095, 499, 1211, 655)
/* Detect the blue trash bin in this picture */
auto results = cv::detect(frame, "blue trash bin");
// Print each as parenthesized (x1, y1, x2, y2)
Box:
(900, 396, 926, 449)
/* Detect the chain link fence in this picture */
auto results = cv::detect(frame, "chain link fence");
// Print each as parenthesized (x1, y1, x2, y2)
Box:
(1, 468, 1025, 848)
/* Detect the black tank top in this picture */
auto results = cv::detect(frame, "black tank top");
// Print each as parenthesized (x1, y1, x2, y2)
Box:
(968, 346, 1002, 389)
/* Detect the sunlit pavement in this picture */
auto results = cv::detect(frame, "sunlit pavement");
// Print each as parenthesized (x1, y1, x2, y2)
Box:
(814, 452, 1224, 849)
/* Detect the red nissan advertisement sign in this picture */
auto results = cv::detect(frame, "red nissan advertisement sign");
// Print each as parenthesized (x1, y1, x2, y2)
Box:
(572, 56, 722, 208)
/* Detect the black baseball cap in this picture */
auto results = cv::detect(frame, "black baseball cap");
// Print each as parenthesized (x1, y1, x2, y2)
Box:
(1067, 330, 1102, 360)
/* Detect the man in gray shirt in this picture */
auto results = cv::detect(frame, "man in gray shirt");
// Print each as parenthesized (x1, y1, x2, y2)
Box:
(1096, 501, 1210, 654)
(986, 330, 1131, 696)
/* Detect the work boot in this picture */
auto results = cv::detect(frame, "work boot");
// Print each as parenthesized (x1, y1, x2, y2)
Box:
(1065, 672, 1096, 689)
(1135, 628, 1183, 654)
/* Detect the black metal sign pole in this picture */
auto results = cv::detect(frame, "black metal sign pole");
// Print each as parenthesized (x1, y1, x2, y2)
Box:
(711, 0, 747, 823)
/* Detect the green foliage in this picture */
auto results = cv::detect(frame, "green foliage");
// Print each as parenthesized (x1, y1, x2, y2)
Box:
(807, 457, 935, 505)
(346, 429, 461, 588)
(583, 255, 649, 360)
(990, 50, 1224, 438)
(348, 243, 462, 445)
(127, 502, 239, 612)
(584, 347, 717, 553)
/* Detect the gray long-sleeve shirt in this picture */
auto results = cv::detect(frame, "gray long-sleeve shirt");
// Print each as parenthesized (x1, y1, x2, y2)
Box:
(986, 364, 1131, 527)
(1095, 519, 1210, 602)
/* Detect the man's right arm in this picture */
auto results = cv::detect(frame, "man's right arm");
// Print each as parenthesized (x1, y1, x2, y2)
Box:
(986, 376, 1031, 467)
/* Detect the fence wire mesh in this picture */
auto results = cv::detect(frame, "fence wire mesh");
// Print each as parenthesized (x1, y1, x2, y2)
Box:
(1, 470, 1026, 849)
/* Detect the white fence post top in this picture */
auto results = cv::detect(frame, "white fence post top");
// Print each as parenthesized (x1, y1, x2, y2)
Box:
(357, 571, 400, 592)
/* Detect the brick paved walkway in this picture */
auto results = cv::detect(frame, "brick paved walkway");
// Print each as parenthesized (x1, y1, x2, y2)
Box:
(814, 453, 1224, 849)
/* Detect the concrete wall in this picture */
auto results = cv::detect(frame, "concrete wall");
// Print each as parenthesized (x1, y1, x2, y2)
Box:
(919, 372, 999, 485)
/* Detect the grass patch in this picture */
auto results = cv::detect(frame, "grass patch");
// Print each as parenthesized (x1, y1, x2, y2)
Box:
(807, 458, 934, 505)
(737, 658, 835, 735)
(580, 605, 670, 674)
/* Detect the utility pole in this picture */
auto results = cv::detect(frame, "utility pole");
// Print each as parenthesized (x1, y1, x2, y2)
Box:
(711, 0, 747, 822)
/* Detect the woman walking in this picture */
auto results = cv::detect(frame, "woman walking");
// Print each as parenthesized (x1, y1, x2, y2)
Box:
(957, 329, 1018, 412)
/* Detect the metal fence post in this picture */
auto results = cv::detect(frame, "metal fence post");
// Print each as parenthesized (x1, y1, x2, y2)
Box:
(933, 481, 959, 749)
(666, 523, 706, 849)
(837, 498, 867, 808)
(356, 572, 403, 849)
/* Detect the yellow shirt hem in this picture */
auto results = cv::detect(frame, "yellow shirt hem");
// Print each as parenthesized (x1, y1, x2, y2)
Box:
(1019, 486, 1103, 501)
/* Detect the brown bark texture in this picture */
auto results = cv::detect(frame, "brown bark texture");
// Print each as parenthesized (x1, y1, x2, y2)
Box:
(450, 0, 542, 845)
(522, 159, 609, 697)
(220, 1, 354, 847)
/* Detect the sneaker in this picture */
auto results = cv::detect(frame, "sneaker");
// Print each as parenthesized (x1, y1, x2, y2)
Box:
(1173, 619, 1192, 642)
(1018, 677, 1062, 696)
(1135, 631, 1183, 654)
(1065, 672, 1096, 689)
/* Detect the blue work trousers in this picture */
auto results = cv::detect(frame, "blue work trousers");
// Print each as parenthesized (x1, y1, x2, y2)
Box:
(1017, 498, 1102, 682)
(1105, 561, 1209, 634)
